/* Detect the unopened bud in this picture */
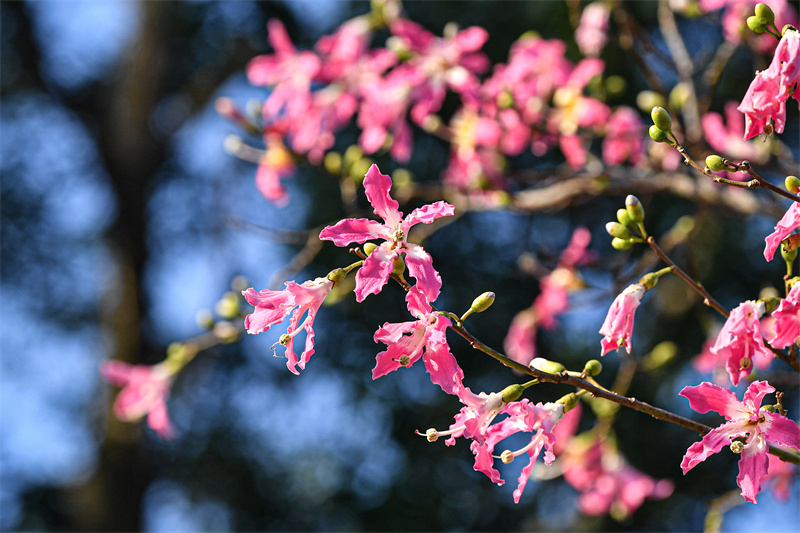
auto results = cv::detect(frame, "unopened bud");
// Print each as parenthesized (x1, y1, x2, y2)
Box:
(611, 237, 634, 250)
(754, 3, 775, 25)
(606, 222, 631, 239)
(196, 309, 214, 330)
(669, 82, 692, 112)
(500, 450, 515, 464)
(747, 15, 768, 33)
(782, 233, 800, 254)
(530, 357, 565, 374)
(730, 441, 745, 454)
(327, 268, 346, 286)
(215, 291, 240, 320)
(785, 176, 800, 194)
(649, 125, 670, 144)
(583, 359, 603, 377)
(501, 384, 525, 403)
(425, 428, 438, 442)
(616, 208, 634, 228)
(392, 256, 406, 277)
(760, 296, 780, 315)
(706, 155, 727, 172)
(625, 194, 645, 223)
(782, 242, 798, 263)
(324, 151, 342, 175)
(651, 106, 672, 132)
(640, 272, 660, 290)
(470, 292, 496, 313)
(363, 242, 378, 256)
(556, 393, 579, 412)
(761, 404, 778, 413)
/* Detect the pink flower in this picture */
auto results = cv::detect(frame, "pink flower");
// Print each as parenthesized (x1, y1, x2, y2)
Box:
(701, 102, 769, 163)
(737, 29, 800, 140)
(764, 202, 800, 261)
(599, 283, 645, 356)
(472, 400, 565, 503)
(764, 453, 799, 502)
(100, 361, 175, 439)
(561, 437, 673, 519)
(242, 276, 334, 375)
(602, 106, 645, 166)
(372, 286, 464, 394)
(711, 300, 770, 386)
(680, 380, 800, 503)
(319, 165, 454, 302)
(422, 385, 507, 446)
(771, 282, 800, 348)
(575, 2, 611, 57)
(254, 134, 295, 206)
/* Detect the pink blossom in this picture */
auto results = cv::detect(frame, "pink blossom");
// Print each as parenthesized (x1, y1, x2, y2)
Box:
(561, 437, 673, 519)
(701, 102, 769, 163)
(319, 165, 454, 302)
(575, 2, 611, 57)
(599, 283, 645, 356)
(254, 135, 295, 206)
(424, 386, 507, 446)
(471, 400, 565, 503)
(100, 361, 175, 439)
(711, 300, 770, 386)
(602, 106, 645, 166)
(738, 69, 787, 139)
(698, 0, 798, 53)
(373, 286, 464, 394)
(680, 380, 800, 503)
(764, 202, 800, 261)
(764, 453, 799, 502)
(771, 282, 800, 348)
(242, 276, 334, 375)
(357, 75, 414, 160)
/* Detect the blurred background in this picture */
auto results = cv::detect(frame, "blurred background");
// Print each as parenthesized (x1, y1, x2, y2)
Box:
(1, 1, 798, 531)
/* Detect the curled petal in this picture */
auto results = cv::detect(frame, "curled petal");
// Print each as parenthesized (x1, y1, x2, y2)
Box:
(680, 382, 741, 419)
(762, 411, 800, 451)
(319, 218, 389, 246)
(422, 328, 463, 395)
(764, 202, 800, 261)
(401, 201, 455, 233)
(372, 328, 425, 379)
(364, 164, 402, 227)
(681, 421, 748, 473)
(405, 243, 442, 302)
(742, 380, 775, 412)
(354, 244, 396, 301)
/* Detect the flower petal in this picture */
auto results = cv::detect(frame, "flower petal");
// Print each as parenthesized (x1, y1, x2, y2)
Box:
(680, 382, 740, 419)
(762, 411, 800, 451)
(737, 432, 769, 503)
(354, 244, 395, 302)
(742, 380, 775, 412)
(405, 243, 442, 302)
(401, 201, 455, 233)
(319, 218, 389, 246)
(363, 164, 402, 228)
(681, 421, 747, 473)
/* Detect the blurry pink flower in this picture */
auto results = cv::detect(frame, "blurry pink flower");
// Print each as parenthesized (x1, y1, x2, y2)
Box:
(357, 75, 414, 160)
(101, 361, 175, 439)
(599, 283, 645, 356)
(562, 437, 673, 519)
(764, 202, 800, 261)
(575, 2, 611, 57)
(701, 102, 769, 163)
(711, 300, 770, 386)
(764, 453, 799, 502)
(242, 276, 334, 375)
(771, 282, 800, 348)
(738, 69, 786, 139)
(319, 165, 454, 302)
(471, 400, 565, 503)
(504, 309, 539, 367)
(373, 286, 464, 394)
(602, 106, 645, 166)
(680, 380, 800, 503)
(254, 135, 295, 206)
(390, 20, 489, 125)
(698, 0, 799, 53)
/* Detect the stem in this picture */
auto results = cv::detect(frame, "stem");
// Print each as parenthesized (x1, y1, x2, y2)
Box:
(735, 160, 800, 203)
(647, 236, 730, 318)
(449, 321, 800, 465)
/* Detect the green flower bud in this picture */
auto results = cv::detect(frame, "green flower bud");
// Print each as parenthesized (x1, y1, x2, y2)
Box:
(501, 384, 525, 403)
(754, 3, 775, 25)
(616, 208, 634, 228)
(392, 255, 406, 277)
(556, 393, 580, 413)
(583, 359, 603, 377)
(760, 296, 781, 315)
(324, 151, 342, 175)
(215, 291, 240, 320)
(651, 106, 672, 132)
(625, 194, 645, 223)
(196, 309, 214, 330)
(363, 242, 378, 256)
(470, 291, 496, 313)
(343, 145, 363, 171)
(530, 357, 565, 374)
(706, 154, 727, 171)
(611, 237, 634, 250)
(747, 15, 767, 33)
(785, 175, 800, 193)
(669, 82, 691, 112)
(606, 222, 631, 239)
(327, 268, 346, 287)
(782, 233, 800, 254)
(781, 243, 798, 264)
(649, 125, 670, 144)
(761, 404, 778, 413)
(640, 272, 660, 290)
